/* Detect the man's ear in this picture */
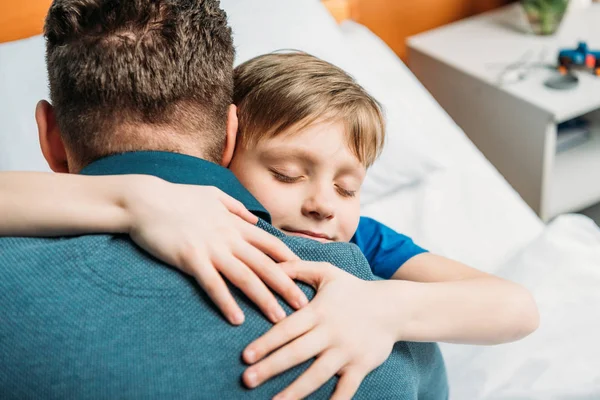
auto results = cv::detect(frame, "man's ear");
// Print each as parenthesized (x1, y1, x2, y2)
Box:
(220, 104, 238, 167)
(36, 100, 69, 173)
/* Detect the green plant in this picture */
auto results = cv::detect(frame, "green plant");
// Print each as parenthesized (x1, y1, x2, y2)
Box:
(521, 0, 569, 35)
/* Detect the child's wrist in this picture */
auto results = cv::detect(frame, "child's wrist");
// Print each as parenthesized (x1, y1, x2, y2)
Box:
(373, 280, 416, 342)
(118, 174, 165, 234)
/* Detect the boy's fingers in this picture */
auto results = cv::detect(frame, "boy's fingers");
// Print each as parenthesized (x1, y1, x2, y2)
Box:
(234, 242, 308, 309)
(216, 253, 286, 324)
(244, 307, 317, 364)
(274, 350, 345, 400)
(240, 222, 299, 262)
(278, 260, 329, 288)
(184, 253, 245, 325)
(331, 367, 366, 400)
(243, 330, 327, 389)
(234, 241, 308, 310)
(218, 191, 258, 224)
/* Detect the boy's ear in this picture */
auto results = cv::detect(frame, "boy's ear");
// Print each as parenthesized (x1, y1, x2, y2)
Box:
(36, 100, 69, 173)
(221, 104, 238, 168)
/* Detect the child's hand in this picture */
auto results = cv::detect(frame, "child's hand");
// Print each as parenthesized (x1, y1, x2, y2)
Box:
(241, 261, 400, 400)
(125, 177, 308, 325)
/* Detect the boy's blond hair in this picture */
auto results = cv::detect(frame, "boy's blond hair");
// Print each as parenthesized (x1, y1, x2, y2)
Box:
(233, 52, 385, 167)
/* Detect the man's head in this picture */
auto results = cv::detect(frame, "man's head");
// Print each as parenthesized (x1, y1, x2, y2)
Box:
(37, 0, 236, 172)
(228, 52, 385, 242)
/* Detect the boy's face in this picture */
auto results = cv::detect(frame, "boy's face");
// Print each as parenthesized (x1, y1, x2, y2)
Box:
(229, 120, 366, 242)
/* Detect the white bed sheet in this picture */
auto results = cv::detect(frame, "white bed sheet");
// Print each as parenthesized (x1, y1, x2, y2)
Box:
(442, 214, 600, 399)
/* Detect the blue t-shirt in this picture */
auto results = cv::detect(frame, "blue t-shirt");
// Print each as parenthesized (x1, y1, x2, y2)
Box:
(351, 216, 428, 279)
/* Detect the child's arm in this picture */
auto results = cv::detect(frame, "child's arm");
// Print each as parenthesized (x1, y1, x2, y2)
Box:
(0, 171, 132, 236)
(0, 171, 308, 324)
(241, 255, 539, 399)
(353, 216, 538, 344)
(391, 253, 539, 344)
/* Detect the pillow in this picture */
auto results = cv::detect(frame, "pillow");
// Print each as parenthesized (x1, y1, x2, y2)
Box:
(338, 21, 455, 204)
(0, 35, 50, 172)
(223, 0, 351, 67)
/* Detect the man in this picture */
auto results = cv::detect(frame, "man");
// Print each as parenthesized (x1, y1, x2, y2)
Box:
(0, 0, 448, 398)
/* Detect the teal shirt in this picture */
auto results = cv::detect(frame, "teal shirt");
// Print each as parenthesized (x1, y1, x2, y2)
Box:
(0, 151, 448, 399)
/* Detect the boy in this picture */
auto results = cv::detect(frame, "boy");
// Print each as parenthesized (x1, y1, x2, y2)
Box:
(0, 52, 538, 399)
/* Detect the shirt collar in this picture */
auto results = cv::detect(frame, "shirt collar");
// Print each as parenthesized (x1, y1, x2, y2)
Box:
(80, 151, 270, 222)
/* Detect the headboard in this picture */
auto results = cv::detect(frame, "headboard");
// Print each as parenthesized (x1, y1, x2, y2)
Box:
(0, 0, 52, 43)
(322, 0, 515, 61)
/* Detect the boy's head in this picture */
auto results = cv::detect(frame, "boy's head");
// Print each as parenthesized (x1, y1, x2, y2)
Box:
(37, 0, 235, 172)
(229, 52, 385, 242)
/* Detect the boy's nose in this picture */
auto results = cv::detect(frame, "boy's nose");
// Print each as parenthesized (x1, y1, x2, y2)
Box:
(301, 191, 335, 221)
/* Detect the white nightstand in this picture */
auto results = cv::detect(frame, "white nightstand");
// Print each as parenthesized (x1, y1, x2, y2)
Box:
(407, 3, 600, 221)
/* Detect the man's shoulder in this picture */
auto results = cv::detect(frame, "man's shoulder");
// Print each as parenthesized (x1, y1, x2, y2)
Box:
(0, 234, 115, 260)
(0, 234, 108, 279)
(0, 234, 162, 287)
(0, 235, 77, 268)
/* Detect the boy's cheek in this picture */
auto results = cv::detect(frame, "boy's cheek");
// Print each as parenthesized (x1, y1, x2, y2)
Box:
(253, 184, 297, 218)
(342, 202, 362, 242)
(348, 202, 360, 241)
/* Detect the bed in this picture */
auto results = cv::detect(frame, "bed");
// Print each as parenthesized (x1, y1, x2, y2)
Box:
(1, 1, 600, 398)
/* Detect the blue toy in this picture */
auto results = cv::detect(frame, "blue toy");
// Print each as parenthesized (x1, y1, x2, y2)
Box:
(558, 41, 600, 76)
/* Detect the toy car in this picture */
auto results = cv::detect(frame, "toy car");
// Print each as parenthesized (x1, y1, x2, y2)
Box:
(558, 41, 600, 76)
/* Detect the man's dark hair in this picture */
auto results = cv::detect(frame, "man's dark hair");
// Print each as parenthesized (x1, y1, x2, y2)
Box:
(44, 0, 234, 166)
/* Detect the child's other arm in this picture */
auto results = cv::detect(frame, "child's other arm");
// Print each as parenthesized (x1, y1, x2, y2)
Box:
(391, 253, 539, 344)
(0, 171, 132, 236)
(355, 217, 538, 344)
(239, 251, 539, 398)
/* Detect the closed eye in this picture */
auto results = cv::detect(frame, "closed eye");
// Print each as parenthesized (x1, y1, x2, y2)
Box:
(336, 185, 356, 198)
(270, 169, 301, 183)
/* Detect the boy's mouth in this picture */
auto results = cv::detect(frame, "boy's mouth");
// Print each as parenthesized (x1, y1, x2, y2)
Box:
(280, 228, 334, 243)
